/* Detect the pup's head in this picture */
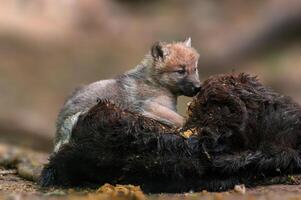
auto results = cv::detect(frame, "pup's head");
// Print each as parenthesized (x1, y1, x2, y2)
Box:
(150, 38, 201, 97)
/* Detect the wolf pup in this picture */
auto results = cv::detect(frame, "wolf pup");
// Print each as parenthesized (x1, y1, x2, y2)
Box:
(54, 38, 201, 152)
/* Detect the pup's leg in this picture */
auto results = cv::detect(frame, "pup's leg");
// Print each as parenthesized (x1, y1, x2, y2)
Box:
(144, 102, 185, 127)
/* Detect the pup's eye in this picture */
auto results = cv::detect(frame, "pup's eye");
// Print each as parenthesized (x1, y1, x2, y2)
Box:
(176, 69, 186, 74)
(176, 65, 186, 75)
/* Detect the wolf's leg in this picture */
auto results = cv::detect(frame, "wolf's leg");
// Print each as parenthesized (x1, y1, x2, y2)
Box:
(210, 149, 301, 175)
(193, 149, 301, 191)
(143, 102, 185, 127)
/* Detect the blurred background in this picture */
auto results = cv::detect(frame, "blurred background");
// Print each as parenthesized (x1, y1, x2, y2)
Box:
(0, 0, 300, 152)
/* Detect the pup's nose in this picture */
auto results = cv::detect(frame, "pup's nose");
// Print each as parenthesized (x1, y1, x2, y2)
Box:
(193, 86, 201, 94)
(192, 83, 202, 94)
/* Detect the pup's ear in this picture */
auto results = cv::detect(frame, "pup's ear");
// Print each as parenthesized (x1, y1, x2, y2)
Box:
(184, 37, 191, 47)
(151, 42, 168, 60)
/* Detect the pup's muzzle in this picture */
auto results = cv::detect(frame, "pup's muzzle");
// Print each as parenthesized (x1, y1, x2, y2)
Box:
(180, 82, 202, 97)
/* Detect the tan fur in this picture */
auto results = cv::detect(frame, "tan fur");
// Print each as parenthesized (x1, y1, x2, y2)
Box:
(164, 43, 199, 71)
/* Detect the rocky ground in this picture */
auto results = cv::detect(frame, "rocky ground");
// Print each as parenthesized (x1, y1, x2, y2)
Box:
(1, 143, 301, 200)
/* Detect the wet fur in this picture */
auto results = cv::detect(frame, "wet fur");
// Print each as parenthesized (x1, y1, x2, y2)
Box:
(40, 73, 301, 193)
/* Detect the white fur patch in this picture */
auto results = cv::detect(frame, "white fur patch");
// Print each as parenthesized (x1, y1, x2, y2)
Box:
(54, 112, 82, 152)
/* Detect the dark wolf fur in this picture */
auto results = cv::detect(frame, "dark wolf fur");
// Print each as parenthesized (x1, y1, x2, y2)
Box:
(40, 100, 205, 193)
(40, 73, 301, 193)
(185, 73, 301, 188)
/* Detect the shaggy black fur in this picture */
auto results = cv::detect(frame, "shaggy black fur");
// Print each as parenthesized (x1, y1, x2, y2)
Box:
(40, 101, 206, 193)
(40, 73, 301, 193)
(185, 73, 301, 190)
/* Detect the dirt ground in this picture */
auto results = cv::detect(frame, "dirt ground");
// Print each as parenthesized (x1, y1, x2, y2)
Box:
(1, 173, 301, 200)
(1, 144, 301, 200)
